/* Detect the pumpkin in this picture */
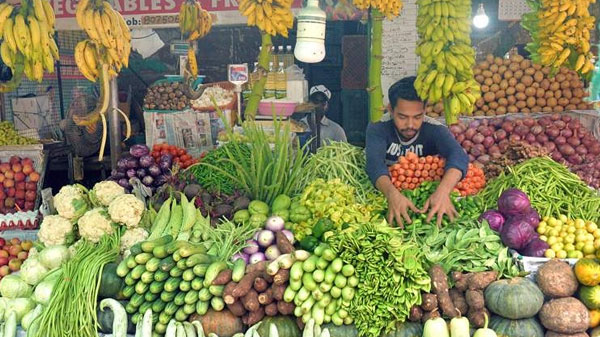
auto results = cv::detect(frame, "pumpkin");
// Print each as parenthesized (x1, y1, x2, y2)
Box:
(575, 259, 600, 286)
(488, 316, 544, 337)
(257, 316, 301, 337)
(380, 321, 423, 337)
(190, 309, 244, 337)
(580, 286, 600, 309)
(484, 278, 543, 319)
(321, 324, 358, 337)
(590, 309, 600, 328)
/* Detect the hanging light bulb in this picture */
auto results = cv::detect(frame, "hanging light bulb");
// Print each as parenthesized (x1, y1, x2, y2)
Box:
(472, 3, 489, 29)
(294, 0, 326, 63)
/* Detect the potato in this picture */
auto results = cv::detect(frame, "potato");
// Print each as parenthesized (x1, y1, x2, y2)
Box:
(561, 81, 571, 90)
(554, 105, 565, 112)
(482, 70, 493, 78)
(571, 80, 582, 88)
(486, 110, 496, 116)
(513, 54, 524, 63)
(542, 66, 551, 75)
(522, 107, 531, 113)
(484, 92, 495, 103)
(507, 105, 518, 113)
(570, 97, 581, 105)
(545, 90, 554, 99)
(484, 78, 494, 86)
(480, 61, 490, 70)
(508, 77, 518, 87)
(533, 63, 542, 70)
(474, 68, 482, 75)
(493, 74, 502, 84)
(573, 88, 584, 98)
(537, 260, 578, 298)
(525, 87, 537, 97)
(532, 82, 540, 89)
(498, 97, 508, 106)
(494, 57, 503, 66)
(476, 75, 485, 83)
(515, 92, 527, 101)
(504, 58, 511, 65)
(532, 105, 542, 113)
(498, 66, 507, 74)
(496, 106, 507, 115)
(514, 70, 524, 79)
(490, 64, 499, 73)
(482, 105, 490, 112)
(509, 62, 520, 72)
(536, 88, 545, 98)
(489, 101, 499, 110)
(547, 97, 558, 107)
(543, 106, 553, 113)
(540, 297, 589, 334)
(545, 331, 589, 337)
(499, 79, 509, 90)
(524, 67, 536, 76)
(434, 102, 444, 112)
(507, 95, 517, 105)
(516, 83, 526, 92)
(537, 98, 547, 107)
(566, 104, 577, 110)
(527, 96, 537, 108)
(521, 75, 534, 86)
(550, 82, 561, 91)
(520, 59, 531, 69)
(554, 90, 563, 99)
(475, 110, 485, 116)
(516, 100, 527, 109)
(476, 98, 485, 108)
(506, 87, 516, 95)
(556, 74, 567, 82)
(481, 85, 490, 93)
(577, 103, 589, 110)
(486, 54, 494, 63)
(540, 79, 550, 90)
(490, 84, 500, 92)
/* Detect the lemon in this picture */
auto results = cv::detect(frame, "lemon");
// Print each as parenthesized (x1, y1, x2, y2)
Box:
(559, 231, 568, 238)
(545, 249, 556, 258)
(565, 235, 576, 244)
(537, 226, 547, 235)
(576, 242, 586, 251)
(539, 220, 547, 227)
(576, 234, 588, 243)
(543, 216, 550, 222)
(576, 229, 588, 236)
(551, 243, 564, 251)
(588, 222, 599, 233)
(548, 217, 558, 227)
(557, 250, 568, 259)
(565, 243, 576, 251)
(588, 234, 596, 242)
(547, 236, 559, 245)
(540, 235, 548, 242)
(583, 244, 595, 254)
(560, 214, 568, 223)
(574, 251, 584, 258)
(594, 229, 600, 239)
(567, 219, 575, 227)
(575, 220, 586, 229)
(568, 226, 577, 234)
(567, 250, 579, 259)
(594, 239, 600, 250)
(549, 229, 560, 237)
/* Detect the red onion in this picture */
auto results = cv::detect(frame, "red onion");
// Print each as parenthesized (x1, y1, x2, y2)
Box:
(530, 125, 543, 135)
(532, 142, 542, 148)
(494, 129, 508, 141)
(489, 146, 502, 158)
(471, 146, 483, 157)
(554, 120, 566, 129)
(551, 151, 563, 161)
(536, 134, 549, 143)
(502, 121, 515, 133)
(499, 140, 510, 152)
(582, 137, 594, 147)
(555, 136, 567, 145)
(523, 118, 536, 127)
(509, 134, 522, 142)
(483, 136, 495, 148)
(544, 142, 556, 152)
(478, 155, 491, 164)
(576, 145, 588, 155)
(561, 115, 572, 122)
(538, 118, 552, 127)
(456, 134, 466, 143)
(526, 134, 536, 143)
(560, 129, 573, 138)
(514, 119, 524, 126)
(472, 134, 485, 144)
(465, 128, 477, 139)
(568, 154, 583, 165)
(559, 144, 575, 156)
(590, 144, 600, 155)
(568, 120, 581, 130)
(468, 154, 476, 162)
(462, 140, 474, 151)
(551, 113, 561, 121)
(490, 118, 503, 128)
(567, 137, 581, 147)
(480, 127, 494, 137)
(546, 127, 560, 138)
(449, 124, 462, 134)
(469, 120, 481, 129)
(515, 125, 530, 136)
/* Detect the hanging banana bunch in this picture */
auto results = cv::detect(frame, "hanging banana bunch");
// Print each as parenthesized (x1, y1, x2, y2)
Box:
(238, 0, 294, 37)
(178, 0, 212, 78)
(414, 0, 481, 124)
(74, 0, 132, 161)
(523, 0, 595, 75)
(0, 0, 58, 86)
(352, 0, 403, 19)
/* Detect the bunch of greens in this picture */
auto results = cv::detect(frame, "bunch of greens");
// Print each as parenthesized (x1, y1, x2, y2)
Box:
(33, 233, 120, 337)
(192, 216, 256, 264)
(188, 142, 251, 195)
(329, 221, 431, 337)
(203, 118, 310, 205)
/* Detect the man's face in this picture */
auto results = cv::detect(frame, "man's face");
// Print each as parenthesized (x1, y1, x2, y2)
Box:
(391, 99, 425, 141)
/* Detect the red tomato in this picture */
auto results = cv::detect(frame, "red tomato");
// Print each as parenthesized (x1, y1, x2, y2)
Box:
(160, 149, 169, 156)
(173, 157, 180, 164)
(177, 149, 185, 156)
(152, 144, 161, 152)
(183, 160, 193, 168)
(181, 154, 191, 162)
(169, 149, 178, 156)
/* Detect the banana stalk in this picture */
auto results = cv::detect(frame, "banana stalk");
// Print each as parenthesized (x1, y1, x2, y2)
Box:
(244, 32, 272, 120)
(368, 9, 385, 122)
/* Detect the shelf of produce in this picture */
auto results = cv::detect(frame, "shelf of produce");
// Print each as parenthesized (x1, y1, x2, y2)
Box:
(0, 144, 46, 213)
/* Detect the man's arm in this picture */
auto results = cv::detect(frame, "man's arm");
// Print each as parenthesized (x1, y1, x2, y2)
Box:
(365, 123, 392, 185)
(434, 126, 469, 180)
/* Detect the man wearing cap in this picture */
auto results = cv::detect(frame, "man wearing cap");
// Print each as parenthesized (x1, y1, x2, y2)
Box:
(366, 76, 469, 227)
(303, 85, 347, 145)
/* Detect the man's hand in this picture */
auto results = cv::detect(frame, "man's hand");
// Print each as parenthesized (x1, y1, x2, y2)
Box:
(386, 188, 419, 228)
(421, 187, 458, 227)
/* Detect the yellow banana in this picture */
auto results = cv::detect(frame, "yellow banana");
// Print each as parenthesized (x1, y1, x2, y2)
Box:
(14, 14, 31, 58)
(1, 42, 13, 68)
(0, 4, 13, 34)
(94, 11, 111, 47)
(32, 60, 43, 82)
(49, 37, 59, 60)
(83, 41, 99, 77)
(42, 0, 55, 29)
(3, 18, 17, 53)
(33, 0, 48, 23)
(76, 0, 90, 28)
(75, 41, 96, 81)
(187, 47, 198, 77)
(574, 54, 586, 71)
(83, 9, 102, 41)
(101, 10, 116, 49)
(28, 17, 42, 61)
(42, 50, 54, 73)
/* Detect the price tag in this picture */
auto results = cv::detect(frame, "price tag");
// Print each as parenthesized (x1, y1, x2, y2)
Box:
(228, 64, 249, 86)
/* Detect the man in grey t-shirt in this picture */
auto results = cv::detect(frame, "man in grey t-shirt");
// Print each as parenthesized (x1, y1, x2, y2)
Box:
(302, 85, 347, 146)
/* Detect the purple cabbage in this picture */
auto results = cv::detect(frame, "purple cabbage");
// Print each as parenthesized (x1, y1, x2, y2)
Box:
(521, 238, 549, 257)
(520, 208, 541, 229)
(159, 154, 173, 171)
(117, 158, 128, 170)
(124, 156, 139, 169)
(498, 188, 531, 217)
(154, 175, 168, 186)
(139, 155, 154, 168)
(130, 144, 150, 158)
(500, 216, 538, 250)
(110, 169, 126, 180)
(479, 210, 505, 232)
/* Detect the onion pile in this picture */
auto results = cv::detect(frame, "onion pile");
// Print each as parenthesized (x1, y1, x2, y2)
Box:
(450, 114, 600, 188)
(108, 144, 173, 192)
(233, 216, 295, 264)
(426, 54, 590, 118)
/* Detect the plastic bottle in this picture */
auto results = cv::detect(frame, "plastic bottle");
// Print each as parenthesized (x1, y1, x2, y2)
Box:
(270, 46, 278, 69)
(285, 45, 294, 68)
(265, 62, 276, 99)
(275, 61, 287, 99)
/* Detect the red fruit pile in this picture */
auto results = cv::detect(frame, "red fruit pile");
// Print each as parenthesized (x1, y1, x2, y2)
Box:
(0, 156, 39, 214)
(151, 144, 198, 169)
(0, 237, 33, 279)
(455, 163, 486, 197)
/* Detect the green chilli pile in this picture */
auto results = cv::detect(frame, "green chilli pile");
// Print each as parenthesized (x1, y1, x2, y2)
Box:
(188, 142, 250, 195)
(329, 221, 430, 337)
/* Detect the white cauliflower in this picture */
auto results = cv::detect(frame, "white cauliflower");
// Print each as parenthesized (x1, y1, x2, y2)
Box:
(78, 208, 115, 243)
(90, 181, 125, 207)
(108, 194, 145, 228)
(120, 227, 149, 254)
(38, 215, 75, 246)
(54, 185, 89, 220)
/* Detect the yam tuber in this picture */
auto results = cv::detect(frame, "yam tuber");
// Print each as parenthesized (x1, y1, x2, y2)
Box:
(246, 307, 265, 326)
(409, 305, 423, 322)
(232, 271, 262, 298)
(212, 269, 233, 285)
(468, 308, 490, 328)
(226, 300, 247, 317)
(253, 277, 268, 292)
(449, 289, 468, 316)
(421, 293, 439, 312)
(465, 289, 485, 310)
(467, 271, 498, 290)
(223, 282, 238, 305)
(242, 289, 260, 312)
(246, 261, 268, 274)
(272, 284, 286, 301)
(265, 302, 278, 316)
(276, 231, 295, 254)
(454, 272, 472, 292)
(273, 269, 290, 285)
(421, 309, 441, 324)
(258, 289, 274, 305)
(429, 264, 457, 318)
(277, 301, 295, 315)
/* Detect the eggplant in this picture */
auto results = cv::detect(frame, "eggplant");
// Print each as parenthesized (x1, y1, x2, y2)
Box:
(117, 178, 130, 188)
(136, 168, 147, 178)
(117, 158, 128, 170)
(126, 168, 137, 178)
(129, 144, 150, 158)
(154, 175, 168, 186)
(111, 170, 126, 180)
(148, 165, 161, 177)
(142, 175, 154, 186)
(125, 156, 138, 169)
(139, 155, 154, 168)
(158, 154, 172, 171)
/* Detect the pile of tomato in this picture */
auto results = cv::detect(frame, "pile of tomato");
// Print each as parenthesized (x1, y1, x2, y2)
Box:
(389, 152, 486, 196)
(151, 143, 199, 169)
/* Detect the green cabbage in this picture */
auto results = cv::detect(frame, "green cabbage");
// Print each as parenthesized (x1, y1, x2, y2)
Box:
(33, 270, 61, 305)
(0, 275, 32, 299)
(20, 257, 49, 285)
(6, 297, 36, 324)
(38, 245, 71, 270)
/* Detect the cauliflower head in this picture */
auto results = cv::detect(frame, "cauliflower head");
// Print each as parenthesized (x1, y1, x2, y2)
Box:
(78, 208, 115, 243)
(120, 227, 149, 254)
(108, 194, 145, 228)
(90, 181, 125, 207)
(38, 215, 74, 246)
(54, 185, 89, 220)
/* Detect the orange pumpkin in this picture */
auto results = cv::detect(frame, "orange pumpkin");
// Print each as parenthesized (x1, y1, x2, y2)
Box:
(591, 309, 600, 328)
(191, 309, 244, 337)
(574, 258, 600, 286)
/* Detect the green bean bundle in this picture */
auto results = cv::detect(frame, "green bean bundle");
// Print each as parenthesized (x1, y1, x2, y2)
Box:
(32, 233, 120, 337)
(188, 142, 250, 195)
(480, 157, 600, 222)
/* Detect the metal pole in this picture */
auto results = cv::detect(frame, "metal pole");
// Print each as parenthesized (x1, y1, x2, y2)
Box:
(108, 78, 121, 171)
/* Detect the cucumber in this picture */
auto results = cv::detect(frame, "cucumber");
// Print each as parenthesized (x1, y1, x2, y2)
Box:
(126, 302, 138, 314)
(183, 303, 196, 315)
(330, 258, 343, 273)
(164, 302, 179, 316)
(185, 254, 213, 268)
(152, 299, 167, 313)
(289, 279, 302, 291)
(130, 293, 145, 307)
(154, 270, 169, 282)
(161, 290, 177, 302)
(166, 240, 189, 255)
(153, 245, 169, 259)
(135, 252, 153, 265)
(316, 257, 329, 270)
(130, 243, 143, 256)
(138, 301, 153, 316)
(290, 261, 304, 281)
(210, 297, 225, 311)
(145, 292, 159, 302)
(203, 262, 228, 287)
(130, 265, 146, 280)
(193, 264, 209, 277)
(169, 267, 183, 278)
(125, 255, 137, 269)
(141, 271, 155, 284)
(124, 274, 136, 286)
(231, 259, 246, 282)
(178, 243, 207, 258)
(146, 257, 161, 272)
(312, 269, 325, 283)
(141, 235, 173, 253)
(198, 288, 212, 302)
(135, 282, 149, 295)
(176, 258, 188, 270)
(302, 255, 318, 272)
(159, 311, 172, 325)
(296, 287, 310, 302)
(122, 285, 135, 298)
(184, 290, 199, 305)
(182, 269, 196, 282)
(174, 292, 186, 306)
(173, 251, 182, 262)
(191, 278, 203, 291)
(159, 256, 176, 272)
(155, 322, 168, 334)
(179, 280, 191, 292)
(164, 277, 182, 293)
(131, 312, 141, 324)
(149, 280, 165, 294)
(116, 259, 130, 277)
(195, 301, 209, 315)
(208, 285, 224, 297)
(324, 267, 336, 284)
(174, 307, 189, 322)
(302, 273, 317, 291)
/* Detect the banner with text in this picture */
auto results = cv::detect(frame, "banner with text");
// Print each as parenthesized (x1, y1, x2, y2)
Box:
(51, 0, 303, 30)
